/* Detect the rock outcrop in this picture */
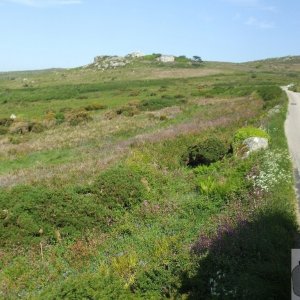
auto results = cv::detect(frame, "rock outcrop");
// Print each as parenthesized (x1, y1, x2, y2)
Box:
(243, 137, 268, 157)
(157, 55, 175, 63)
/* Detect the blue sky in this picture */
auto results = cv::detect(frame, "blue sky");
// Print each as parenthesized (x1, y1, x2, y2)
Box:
(0, 0, 299, 71)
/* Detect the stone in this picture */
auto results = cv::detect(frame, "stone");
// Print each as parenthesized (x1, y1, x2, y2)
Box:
(242, 137, 268, 157)
(157, 55, 175, 63)
(127, 52, 144, 58)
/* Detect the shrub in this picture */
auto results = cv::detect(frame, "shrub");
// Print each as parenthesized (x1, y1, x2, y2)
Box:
(183, 137, 228, 167)
(0, 126, 8, 135)
(66, 110, 92, 126)
(40, 273, 134, 300)
(9, 121, 31, 134)
(139, 97, 186, 111)
(256, 85, 283, 108)
(0, 118, 13, 127)
(55, 112, 65, 124)
(0, 185, 110, 246)
(175, 55, 190, 63)
(28, 121, 45, 133)
(234, 127, 269, 144)
(115, 105, 139, 117)
(94, 166, 149, 209)
(84, 103, 107, 111)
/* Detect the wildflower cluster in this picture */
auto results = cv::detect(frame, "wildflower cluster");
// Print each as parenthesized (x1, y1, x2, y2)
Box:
(253, 150, 292, 192)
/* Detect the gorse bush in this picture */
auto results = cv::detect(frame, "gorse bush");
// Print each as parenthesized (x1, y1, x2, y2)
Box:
(183, 137, 228, 167)
(84, 103, 107, 111)
(55, 112, 65, 124)
(0, 118, 13, 127)
(94, 165, 151, 209)
(256, 85, 283, 108)
(28, 121, 45, 133)
(234, 126, 269, 144)
(139, 97, 186, 111)
(0, 126, 8, 135)
(66, 110, 92, 126)
(233, 126, 269, 155)
(0, 186, 110, 246)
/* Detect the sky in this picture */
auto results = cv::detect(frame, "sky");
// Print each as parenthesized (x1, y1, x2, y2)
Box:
(0, 0, 299, 71)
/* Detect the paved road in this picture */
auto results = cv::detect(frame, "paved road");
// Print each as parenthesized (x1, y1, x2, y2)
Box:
(285, 87, 300, 171)
(284, 87, 300, 200)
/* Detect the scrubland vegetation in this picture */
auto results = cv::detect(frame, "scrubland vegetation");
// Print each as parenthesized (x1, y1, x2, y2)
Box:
(0, 56, 299, 299)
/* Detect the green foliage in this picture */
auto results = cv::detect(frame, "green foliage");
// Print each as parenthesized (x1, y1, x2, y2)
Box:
(29, 121, 45, 133)
(0, 118, 13, 127)
(183, 137, 228, 167)
(0, 186, 110, 246)
(142, 53, 162, 61)
(55, 112, 65, 124)
(256, 85, 283, 108)
(84, 103, 107, 111)
(234, 126, 269, 144)
(0, 125, 8, 135)
(175, 55, 190, 63)
(94, 165, 151, 209)
(139, 96, 186, 111)
(66, 110, 92, 126)
(40, 273, 134, 300)
(115, 105, 140, 117)
(195, 157, 253, 201)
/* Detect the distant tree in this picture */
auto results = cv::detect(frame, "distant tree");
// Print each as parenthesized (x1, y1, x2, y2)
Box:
(193, 56, 203, 62)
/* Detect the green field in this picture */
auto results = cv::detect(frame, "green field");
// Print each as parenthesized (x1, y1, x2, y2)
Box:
(0, 56, 299, 299)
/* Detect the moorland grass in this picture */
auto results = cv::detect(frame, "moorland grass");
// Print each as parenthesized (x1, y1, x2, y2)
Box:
(0, 60, 298, 299)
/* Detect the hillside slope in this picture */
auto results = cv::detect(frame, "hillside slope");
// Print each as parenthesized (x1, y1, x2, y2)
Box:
(0, 55, 298, 299)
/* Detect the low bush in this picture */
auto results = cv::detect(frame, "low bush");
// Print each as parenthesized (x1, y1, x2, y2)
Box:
(183, 137, 228, 167)
(0, 186, 110, 246)
(0, 126, 8, 135)
(9, 121, 31, 134)
(40, 273, 134, 300)
(66, 110, 92, 126)
(84, 103, 107, 111)
(0, 118, 13, 127)
(28, 121, 45, 133)
(175, 55, 190, 63)
(8, 121, 45, 134)
(234, 126, 269, 144)
(94, 165, 150, 209)
(256, 85, 283, 108)
(115, 105, 139, 117)
(139, 97, 186, 111)
(55, 112, 65, 124)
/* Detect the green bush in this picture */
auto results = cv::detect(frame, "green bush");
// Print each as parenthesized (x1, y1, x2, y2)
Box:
(183, 137, 228, 167)
(0, 118, 13, 127)
(84, 103, 107, 111)
(40, 273, 134, 300)
(55, 112, 65, 124)
(175, 55, 190, 63)
(139, 97, 186, 111)
(0, 186, 110, 246)
(234, 127, 269, 144)
(66, 110, 92, 126)
(94, 166, 150, 209)
(256, 85, 283, 108)
(0, 126, 8, 135)
(115, 105, 140, 117)
(29, 121, 45, 133)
